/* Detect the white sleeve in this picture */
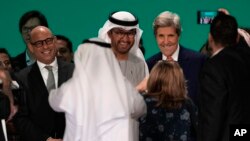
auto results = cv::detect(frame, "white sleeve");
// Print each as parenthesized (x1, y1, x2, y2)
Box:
(126, 80, 146, 119)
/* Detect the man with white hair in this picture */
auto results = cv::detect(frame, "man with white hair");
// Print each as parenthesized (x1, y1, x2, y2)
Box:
(146, 11, 207, 105)
(98, 11, 148, 87)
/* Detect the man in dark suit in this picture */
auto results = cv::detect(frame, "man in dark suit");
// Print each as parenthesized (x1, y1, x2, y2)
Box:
(12, 10, 49, 72)
(198, 13, 250, 141)
(13, 26, 74, 141)
(146, 11, 206, 105)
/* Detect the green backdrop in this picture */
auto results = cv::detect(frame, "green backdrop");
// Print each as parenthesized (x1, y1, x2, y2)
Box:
(0, 0, 249, 59)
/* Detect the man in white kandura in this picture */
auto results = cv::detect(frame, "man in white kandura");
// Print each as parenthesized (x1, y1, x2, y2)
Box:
(49, 38, 146, 141)
(98, 11, 149, 87)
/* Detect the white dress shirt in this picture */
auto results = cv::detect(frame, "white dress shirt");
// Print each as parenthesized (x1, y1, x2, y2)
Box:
(162, 44, 180, 61)
(37, 58, 58, 88)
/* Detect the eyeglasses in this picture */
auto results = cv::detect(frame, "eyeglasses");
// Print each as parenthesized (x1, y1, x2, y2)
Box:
(111, 29, 136, 38)
(30, 36, 55, 48)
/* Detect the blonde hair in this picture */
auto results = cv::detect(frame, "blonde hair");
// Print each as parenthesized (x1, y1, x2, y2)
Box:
(147, 60, 187, 109)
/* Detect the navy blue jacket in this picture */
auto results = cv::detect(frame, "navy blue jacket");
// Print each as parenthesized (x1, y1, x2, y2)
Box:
(147, 45, 207, 105)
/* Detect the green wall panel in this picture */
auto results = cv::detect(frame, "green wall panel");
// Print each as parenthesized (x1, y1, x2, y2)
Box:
(0, 0, 249, 59)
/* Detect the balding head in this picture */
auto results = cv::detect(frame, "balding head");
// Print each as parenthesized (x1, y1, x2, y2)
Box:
(28, 26, 57, 64)
(29, 26, 52, 42)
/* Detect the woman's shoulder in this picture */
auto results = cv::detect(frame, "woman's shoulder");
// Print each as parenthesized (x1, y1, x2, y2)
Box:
(183, 98, 197, 109)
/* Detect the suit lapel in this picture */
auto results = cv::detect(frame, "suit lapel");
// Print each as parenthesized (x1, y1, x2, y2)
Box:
(29, 62, 47, 89)
(28, 63, 49, 105)
(178, 46, 189, 67)
(57, 60, 69, 87)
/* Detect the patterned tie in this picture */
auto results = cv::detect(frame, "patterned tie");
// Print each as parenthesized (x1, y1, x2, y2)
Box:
(45, 66, 55, 92)
(167, 56, 173, 61)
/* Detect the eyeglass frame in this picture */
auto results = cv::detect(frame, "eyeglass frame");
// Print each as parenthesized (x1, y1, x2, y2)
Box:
(110, 28, 137, 39)
(30, 36, 55, 48)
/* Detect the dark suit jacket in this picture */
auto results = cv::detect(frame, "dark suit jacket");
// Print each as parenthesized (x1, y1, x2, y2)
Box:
(0, 93, 10, 141)
(198, 46, 250, 141)
(147, 45, 207, 105)
(13, 60, 74, 141)
(0, 123, 5, 141)
(12, 51, 27, 72)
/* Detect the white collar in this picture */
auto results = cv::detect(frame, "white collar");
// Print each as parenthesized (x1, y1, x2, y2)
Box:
(211, 48, 224, 58)
(162, 44, 180, 61)
(37, 58, 58, 71)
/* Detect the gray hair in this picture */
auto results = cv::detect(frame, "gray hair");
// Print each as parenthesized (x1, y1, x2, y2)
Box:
(153, 11, 182, 36)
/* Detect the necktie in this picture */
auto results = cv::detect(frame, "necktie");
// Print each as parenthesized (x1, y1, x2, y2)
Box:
(45, 66, 55, 92)
(167, 56, 173, 61)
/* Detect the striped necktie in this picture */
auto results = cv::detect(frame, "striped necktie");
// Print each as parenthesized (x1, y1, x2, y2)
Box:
(167, 56, 173, 61)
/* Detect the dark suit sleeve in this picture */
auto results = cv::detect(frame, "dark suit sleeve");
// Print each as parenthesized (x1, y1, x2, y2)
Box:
(198, 62, 228, 141)
(13, 89, 50, 141)
(185, 99, 198, 138)
(0, 92, 10, 141)
(146, 53, 162, 72)
(13, 73, 50, 141)
(0, 92, 10, 120)
(13, 62, 74, 141)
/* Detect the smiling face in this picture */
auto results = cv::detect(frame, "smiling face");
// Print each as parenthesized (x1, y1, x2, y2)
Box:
(0, 53, 12, 71)
(108, 28, 136, 57)
(28, 26, 57, 64)
(155, 26, 180, 57)
(56, 39, 73, 63)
